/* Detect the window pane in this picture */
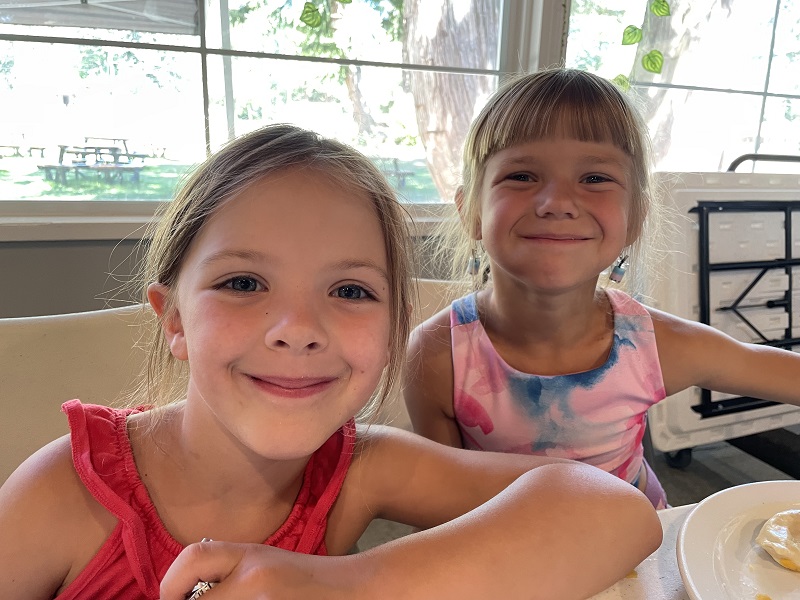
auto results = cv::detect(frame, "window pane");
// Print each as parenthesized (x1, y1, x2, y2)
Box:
(1, 1, 505, 203)
(630, 87, 763, 172)
(647, 2, 773, 93)
(565, 0, 640, 79)
(756, 97, 800, 173)
(0, 41, 205, 200)
(206, 54, 497, 203)
(566, 1, 800, 175)
(566, 1, 773, 92)
(769, 0, 800, 96)
(209, 0, 501, 71)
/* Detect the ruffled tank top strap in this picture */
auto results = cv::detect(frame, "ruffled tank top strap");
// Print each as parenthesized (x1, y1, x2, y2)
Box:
(62, 399, 161, 594)
(268, 419, 356, 555)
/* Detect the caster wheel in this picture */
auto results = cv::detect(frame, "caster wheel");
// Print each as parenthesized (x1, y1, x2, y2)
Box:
(665, 448, 692, 469)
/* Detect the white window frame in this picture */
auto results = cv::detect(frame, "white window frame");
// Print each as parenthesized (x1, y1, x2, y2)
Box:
(0, 0, 569, 242)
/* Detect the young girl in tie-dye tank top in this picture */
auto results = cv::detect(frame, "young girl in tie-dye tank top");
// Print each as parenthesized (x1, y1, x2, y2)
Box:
(404, 68, 800, 509)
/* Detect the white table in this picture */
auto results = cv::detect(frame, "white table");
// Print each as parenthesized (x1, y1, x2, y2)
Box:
(590, 504, 695, 600)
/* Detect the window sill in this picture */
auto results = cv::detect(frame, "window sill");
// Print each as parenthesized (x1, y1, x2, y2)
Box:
(0, 201, 163, 242)
(0, 200, 455, 242)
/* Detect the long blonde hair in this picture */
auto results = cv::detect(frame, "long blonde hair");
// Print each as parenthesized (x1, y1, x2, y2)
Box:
(134, 124, 415, 419)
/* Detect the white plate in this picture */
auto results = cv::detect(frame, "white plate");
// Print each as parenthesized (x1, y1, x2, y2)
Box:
(677, 480, 800, 600)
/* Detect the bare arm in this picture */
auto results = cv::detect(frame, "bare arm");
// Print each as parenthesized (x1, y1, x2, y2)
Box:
(354, 461, 661, 600)
(651, 307, 800, 404)
(0, 437, 114, 600)
(161, 429, 661, 600)
(403, 308, 464, 447)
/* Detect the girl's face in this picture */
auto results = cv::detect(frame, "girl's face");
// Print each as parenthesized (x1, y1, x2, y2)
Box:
(477, 137, 632, 294)
(152, 168, 392, 460)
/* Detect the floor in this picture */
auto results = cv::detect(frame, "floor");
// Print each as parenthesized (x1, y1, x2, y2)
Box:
(356, 425, 800, 551)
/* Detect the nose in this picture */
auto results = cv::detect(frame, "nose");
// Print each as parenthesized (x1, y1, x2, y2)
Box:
(534, 180, 579, 218)
(264, 297, 328, 354)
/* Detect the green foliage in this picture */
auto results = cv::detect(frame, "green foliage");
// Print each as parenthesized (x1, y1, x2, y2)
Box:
(641, 49, 663, 74)
(0, 56, 13, 90)
(616, 0, 670, 82)
(299, 0, 404, 42)
(300, 2, 323, 27)
(229, 2, 260, 25)
(612, 74, 631, 91)
(238, 101, 263, 120)
(573, 48, 604, 72)
(362, 0, 404, 41)
(571, 0, 624, 17)
(650, 0, 670, 17)
(622, 25, 642, 45)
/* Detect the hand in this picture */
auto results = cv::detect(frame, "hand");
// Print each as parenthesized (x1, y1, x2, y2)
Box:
(160, 540, 357, 600)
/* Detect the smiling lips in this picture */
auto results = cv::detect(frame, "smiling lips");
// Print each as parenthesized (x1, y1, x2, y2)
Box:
(248, 375, 337, 398)
(522, 233, 590, 241)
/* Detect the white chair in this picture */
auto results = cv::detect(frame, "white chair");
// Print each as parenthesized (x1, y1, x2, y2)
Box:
(0, 304, 154, 483)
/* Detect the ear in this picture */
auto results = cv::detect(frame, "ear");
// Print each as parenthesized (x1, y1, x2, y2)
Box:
(454, 185, 481, 241)
(147, 282, 188, 361)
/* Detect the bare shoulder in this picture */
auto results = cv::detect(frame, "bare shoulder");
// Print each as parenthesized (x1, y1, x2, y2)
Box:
(0, 435, 117, 598)
(404, 306, 459, 438)
(405, 306, 454, 402)
(407, 306, 452, 361)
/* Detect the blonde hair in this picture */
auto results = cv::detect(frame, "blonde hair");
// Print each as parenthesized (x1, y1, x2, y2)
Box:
(134, 124, 415, 420)
(433, 67, 664, 298)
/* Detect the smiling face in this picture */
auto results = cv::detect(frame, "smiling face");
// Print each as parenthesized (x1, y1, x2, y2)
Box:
(151, 168, 392, 460)
(478, 137, 632, 294)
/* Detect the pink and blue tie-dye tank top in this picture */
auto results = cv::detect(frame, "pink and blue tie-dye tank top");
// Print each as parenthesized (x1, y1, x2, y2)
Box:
(451, 288, 667, 489)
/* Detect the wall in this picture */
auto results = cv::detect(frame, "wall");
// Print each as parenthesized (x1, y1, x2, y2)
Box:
(0, 235, 444, 318)
(0, 239, 145, 318)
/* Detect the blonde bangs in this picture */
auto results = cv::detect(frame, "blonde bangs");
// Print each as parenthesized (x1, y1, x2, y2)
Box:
(469, 71, 642, 169)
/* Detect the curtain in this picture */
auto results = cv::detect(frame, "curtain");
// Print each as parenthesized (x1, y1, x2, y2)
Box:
(0, 0, 198, 35)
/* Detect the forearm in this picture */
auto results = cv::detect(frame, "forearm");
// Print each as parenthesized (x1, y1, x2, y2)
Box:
(349, 463, 662, 600)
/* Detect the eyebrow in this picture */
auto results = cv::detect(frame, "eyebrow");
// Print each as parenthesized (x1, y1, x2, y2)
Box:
(329, 259, 390, 283)
(199, 251, 389, 283)
(500, 154, 629, 170)
(199, 249, 267, 267)
(579, 154, 630, 171)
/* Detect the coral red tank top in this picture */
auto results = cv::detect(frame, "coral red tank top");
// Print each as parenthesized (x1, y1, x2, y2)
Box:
(58, 400, 355, 600)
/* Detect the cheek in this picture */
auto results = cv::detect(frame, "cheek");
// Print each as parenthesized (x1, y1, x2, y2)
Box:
(349, 315, 392, 371)
(184, 304, 250, 355)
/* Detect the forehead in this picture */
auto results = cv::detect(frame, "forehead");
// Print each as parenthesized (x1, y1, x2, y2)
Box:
(185, 169, 387, 268)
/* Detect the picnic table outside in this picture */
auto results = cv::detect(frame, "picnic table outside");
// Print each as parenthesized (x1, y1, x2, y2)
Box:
(0, 143, 46, 158)
(39, 137, 149, 184)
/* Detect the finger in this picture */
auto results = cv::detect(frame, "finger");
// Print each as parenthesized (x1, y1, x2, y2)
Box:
(160, 541, 246, 600)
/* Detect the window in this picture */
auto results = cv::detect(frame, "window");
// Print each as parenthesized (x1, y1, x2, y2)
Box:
(566, 0, 800, 174)
(0, 0, 562, 215)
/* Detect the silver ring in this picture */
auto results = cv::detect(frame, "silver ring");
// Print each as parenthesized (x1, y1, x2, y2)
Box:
(186, 581, 216, 600)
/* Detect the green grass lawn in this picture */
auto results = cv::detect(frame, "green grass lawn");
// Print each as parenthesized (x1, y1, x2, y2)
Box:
(0, 156, 441, 203)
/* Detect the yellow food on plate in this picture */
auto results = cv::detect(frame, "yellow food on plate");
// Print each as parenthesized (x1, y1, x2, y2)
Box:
(756, 508, 800, 572)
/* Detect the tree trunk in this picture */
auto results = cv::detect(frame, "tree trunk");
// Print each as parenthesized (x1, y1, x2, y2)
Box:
(403, 0, 500, 201)
(630, 0, 737, 167)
